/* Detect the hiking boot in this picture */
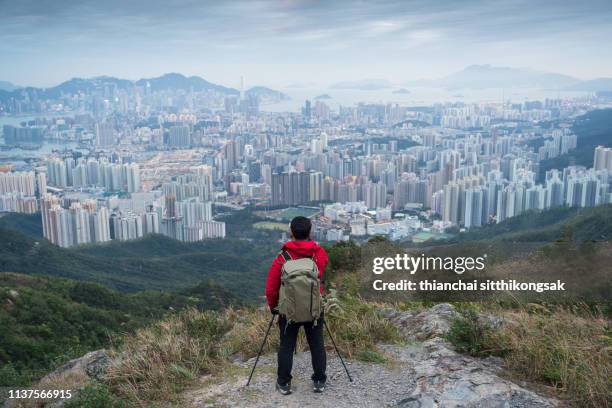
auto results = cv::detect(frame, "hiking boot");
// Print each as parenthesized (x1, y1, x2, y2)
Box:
(313, 380, 326, 393)
(276, 381, 292, 395)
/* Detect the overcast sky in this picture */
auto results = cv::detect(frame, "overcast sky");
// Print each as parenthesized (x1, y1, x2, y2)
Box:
(1, 0, 612, 88)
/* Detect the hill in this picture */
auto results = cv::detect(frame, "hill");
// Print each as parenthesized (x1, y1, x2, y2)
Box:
(406, 65, 580, 89)
(0, 272, 239, 386)
(446, 204, 612, 244)
(392, 88, 410, 94)
(23, 270, 610, 408)
(538, 108, 612, 179)
(134, 72, 237, 94)
(0, 226, 277, 298)
(0, 81, 19, 91)
(0, 213, 43, 236)
(245, 86, 290, 102)
(564, 78, 612, 92)
(0, 73, 286, 104)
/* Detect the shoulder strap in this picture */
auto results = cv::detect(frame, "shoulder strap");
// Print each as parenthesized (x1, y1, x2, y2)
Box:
(281, 251, 292, 262)
(280, 251, 315, 262)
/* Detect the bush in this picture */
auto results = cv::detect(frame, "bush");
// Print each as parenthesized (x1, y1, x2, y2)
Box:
(446, 310, 493, 356)
(65, 381, 127, 408)
(0, 363, 32, 387)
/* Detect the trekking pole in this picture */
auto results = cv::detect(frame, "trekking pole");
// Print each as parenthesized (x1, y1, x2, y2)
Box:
(324, 320, 353, 382)
(246, 314, 276, 386)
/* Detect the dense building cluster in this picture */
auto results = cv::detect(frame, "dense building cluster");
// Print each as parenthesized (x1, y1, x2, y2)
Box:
(1, 74, 610, 245)
(0, 171, 46, 213)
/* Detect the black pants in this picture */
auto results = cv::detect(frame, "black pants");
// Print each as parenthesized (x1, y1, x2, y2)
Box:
(277, 314, 327, 385)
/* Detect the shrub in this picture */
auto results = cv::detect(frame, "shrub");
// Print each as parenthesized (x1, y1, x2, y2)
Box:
(357, 348, 388, 363)
(446, 310, 493, 356)
(64, 381, 127, 408)
(0, 363, 32, 387)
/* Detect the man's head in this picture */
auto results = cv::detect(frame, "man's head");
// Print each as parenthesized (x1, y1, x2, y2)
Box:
(290, 216, 311, 240)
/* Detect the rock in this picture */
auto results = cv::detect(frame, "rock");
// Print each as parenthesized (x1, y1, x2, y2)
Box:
(380, 337, 557, 408)
(2, 351, 112, 408)
(85, 350, 111, 380)
(40, 349, 111, 384)
(397, 395, 436, 408)
(477, 313, 506, 329)
(384, 303, 459, 341)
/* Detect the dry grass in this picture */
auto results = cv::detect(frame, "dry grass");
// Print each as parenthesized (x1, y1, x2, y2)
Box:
(447, 303, 612, 408)
(220, 297, 401, 360)
(104, 309, 231, 405)
(490, 306, 611, 408)
(219, 306, 281, 358)
(98, 278, 401, 405)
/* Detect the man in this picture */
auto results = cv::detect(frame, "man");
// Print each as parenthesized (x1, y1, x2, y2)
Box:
(265, 216, 328, 395)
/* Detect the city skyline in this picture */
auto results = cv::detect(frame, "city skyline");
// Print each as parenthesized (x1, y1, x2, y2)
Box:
(1, 0, 612, 87)
(3, 85, 611, 246)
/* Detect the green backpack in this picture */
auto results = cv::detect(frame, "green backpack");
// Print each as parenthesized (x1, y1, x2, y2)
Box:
(278, 251, 322, 324)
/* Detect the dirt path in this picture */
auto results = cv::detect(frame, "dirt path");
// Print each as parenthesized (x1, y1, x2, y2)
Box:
(184, 306, 558, 408)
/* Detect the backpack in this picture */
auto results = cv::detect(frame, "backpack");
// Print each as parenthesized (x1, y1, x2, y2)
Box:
(278, 251, 322, 325)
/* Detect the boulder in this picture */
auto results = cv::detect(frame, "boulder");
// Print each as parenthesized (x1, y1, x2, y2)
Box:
(381, 303, 459, 340)
(382, 339, 557, 408)
(40, 349, 111, 384)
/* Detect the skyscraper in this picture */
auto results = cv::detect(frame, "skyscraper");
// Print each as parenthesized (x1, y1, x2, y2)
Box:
(168, 125, 191, 148)
(95, 123, 115, 147)
(594, 146, 612, 172)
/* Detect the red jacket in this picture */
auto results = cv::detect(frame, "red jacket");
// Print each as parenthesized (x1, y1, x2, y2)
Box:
(265, 240, 328, 310)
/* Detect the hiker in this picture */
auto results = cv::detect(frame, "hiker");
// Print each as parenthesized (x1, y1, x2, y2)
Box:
(265, 216, 328, 395)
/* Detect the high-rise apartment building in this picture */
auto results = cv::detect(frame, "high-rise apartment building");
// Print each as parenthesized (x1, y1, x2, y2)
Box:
(95, 122, 115, 147)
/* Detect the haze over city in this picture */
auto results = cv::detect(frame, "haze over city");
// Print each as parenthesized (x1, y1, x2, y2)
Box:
(2, 0, 612, 88)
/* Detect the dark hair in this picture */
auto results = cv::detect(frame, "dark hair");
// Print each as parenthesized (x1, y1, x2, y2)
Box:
(290, 216, 311, 240)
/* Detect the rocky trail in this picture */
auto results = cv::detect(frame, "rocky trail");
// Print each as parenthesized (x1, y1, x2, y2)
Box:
(184, 304, 559, 408)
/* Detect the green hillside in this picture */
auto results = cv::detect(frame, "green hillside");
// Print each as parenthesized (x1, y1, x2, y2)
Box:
(0, 272, 240, 386)
(447, 204, 612, 244)
(539, 108, 612, 178)
(0, 213, 42, 237)
(0, 228, 277, 298)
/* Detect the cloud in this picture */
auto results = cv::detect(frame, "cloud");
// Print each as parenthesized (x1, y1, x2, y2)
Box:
(0, 0, 611, 86)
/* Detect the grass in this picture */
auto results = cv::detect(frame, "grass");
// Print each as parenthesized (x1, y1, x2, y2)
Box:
(89, 274, 401, 406)
(446, 309, 491, 356)
(64, 381, 127, 408)
(446, 304, 612, 408)
(252, 221, 288, 231)
(103, 309, 231, 404)
(19, 266, 609, 407)
(357, 348, 389, 363)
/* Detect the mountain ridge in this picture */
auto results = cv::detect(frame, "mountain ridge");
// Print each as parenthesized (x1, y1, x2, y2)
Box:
(0, 73, 289, 102)
(0, 226, 276, 298)
(0, 81, 19, 91)
(405, 64, 612, 91)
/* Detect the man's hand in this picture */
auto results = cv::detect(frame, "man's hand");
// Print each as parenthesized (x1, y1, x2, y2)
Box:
(271, 308, 279, 315)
